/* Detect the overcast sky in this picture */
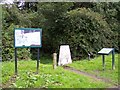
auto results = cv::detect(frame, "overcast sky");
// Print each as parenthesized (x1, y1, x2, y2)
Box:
(0, 0, 14, 4)
(0, 0, 119, 4)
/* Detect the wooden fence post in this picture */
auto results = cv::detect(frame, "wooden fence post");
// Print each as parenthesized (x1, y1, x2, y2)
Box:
(53, 53, 57, 69)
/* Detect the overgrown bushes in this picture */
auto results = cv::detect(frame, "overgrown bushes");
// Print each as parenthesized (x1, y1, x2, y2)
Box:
(64, 8, 114, 59)
(2, 2, 119, 61)
(2, 23, 31, 61)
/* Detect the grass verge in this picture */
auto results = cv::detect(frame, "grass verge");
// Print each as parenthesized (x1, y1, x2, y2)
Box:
(68, 54, 119, 85)
(2, 56, 116, 88)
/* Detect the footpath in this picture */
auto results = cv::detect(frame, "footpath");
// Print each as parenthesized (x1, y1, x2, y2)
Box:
(63, 65, 119, 89)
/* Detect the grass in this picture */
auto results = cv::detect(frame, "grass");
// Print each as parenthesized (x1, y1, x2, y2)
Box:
(68, 54, 119, 85)
(0, 62, 1, 85)
(2, 55, 118, 88)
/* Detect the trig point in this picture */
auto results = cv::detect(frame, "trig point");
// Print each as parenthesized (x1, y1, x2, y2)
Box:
(58, 45, 72, 66)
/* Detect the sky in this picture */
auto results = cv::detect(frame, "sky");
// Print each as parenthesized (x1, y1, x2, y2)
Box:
(0, 0, 119, 4)
(0, 0, 14, 4)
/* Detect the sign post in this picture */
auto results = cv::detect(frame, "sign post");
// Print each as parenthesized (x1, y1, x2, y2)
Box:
(37, 48, 40, 73)
(15, 48, 17, 74)
(102, 55, 105, 70)
(98, 48, 115, 70)
(112, 49, 115, 70)
(14, 28, 42, 74)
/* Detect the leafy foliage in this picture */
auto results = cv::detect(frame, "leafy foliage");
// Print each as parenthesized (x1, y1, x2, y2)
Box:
(91, 2, 120, 52)
(2, 2, 120, 61)
(0, 5, 2, 51)
(64, 8, 114, 58)
(37, 2, 74, 53)
(2, 5, 31, 61)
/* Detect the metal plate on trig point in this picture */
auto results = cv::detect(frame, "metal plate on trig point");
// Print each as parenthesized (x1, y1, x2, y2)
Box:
(98, 48, 114, 55)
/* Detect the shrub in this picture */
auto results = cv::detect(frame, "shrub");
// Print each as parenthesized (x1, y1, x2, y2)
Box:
(2, 24, 31, 61)
(64, 8, 113, 59)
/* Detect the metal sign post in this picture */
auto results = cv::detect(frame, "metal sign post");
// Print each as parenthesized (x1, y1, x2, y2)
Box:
(102, 55, 105, 70)
(15, 48, 17, 74)
(37, 48, 40, 73)
(112, 49, 115, 70)
(98, 48, 115, 70)
(14, 28, 42, 74)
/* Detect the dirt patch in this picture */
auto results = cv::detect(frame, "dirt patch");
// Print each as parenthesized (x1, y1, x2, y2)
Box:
(63, 65, 118, 88)
(1, 75, 17, 88)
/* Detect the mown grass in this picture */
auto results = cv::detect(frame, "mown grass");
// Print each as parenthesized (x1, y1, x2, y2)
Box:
(2, 56, 116, 88)
(68, 54, 119, 85)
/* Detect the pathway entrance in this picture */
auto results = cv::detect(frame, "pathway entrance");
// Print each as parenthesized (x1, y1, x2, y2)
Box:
(63, 65, 118, 88)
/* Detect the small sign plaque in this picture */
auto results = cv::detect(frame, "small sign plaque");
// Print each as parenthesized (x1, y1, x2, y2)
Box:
(98, 48, 114, 55)
(98, 48, 115, 70)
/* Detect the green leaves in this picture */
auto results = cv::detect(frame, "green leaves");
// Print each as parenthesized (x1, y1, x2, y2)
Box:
(2, 2, 119, 61)
(65, 8, 113, 58)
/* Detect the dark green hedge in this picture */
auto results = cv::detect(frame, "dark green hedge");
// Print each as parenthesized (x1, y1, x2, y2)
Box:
(63, 8, 114, 59)
(2, 2, 119, 61)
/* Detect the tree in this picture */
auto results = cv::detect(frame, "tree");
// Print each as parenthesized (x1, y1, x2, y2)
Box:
(2, 2, 119, 61)
(91, 2, 120, 52)
(2, 4, 31, 61)
(64, 8, 113, 59)
(37, 2, 74, 53)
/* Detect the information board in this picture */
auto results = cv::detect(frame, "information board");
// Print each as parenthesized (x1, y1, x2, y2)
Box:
(98, 48, 115, 70)
(14, 28, 42, 48)
(98, 48, 114, 55)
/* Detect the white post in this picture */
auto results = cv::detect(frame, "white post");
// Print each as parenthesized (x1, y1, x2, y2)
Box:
(53, 53, 57, 69)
